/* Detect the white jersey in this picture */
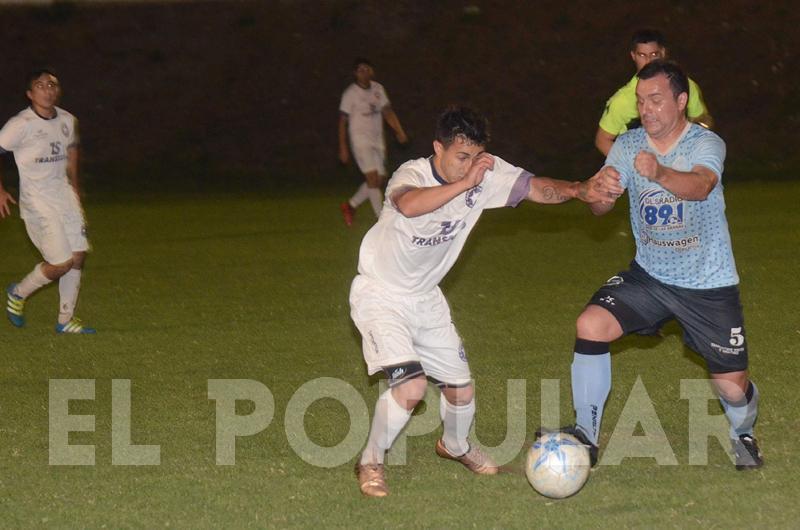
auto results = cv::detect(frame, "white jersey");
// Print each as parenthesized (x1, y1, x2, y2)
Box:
(339, 81, 389, 146)
(0, 106, 81, 220)
(357, 156, 532, 295)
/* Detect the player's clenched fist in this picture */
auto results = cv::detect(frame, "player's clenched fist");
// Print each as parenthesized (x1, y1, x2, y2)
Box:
(634, 151, 662, 181)
(463, 152, 494, 189)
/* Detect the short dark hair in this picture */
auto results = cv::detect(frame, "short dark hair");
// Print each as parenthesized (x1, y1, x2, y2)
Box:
(26, 67, 58, 90)
(435, 105, 490, 148)
(630, 28, 666, 50)
(637, 59, 690, 100)
(353, 57, 373, 69)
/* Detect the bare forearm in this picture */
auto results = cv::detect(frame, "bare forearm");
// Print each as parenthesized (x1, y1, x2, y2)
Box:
(653, 166, 716, 200)
(383, 109, 405, 136)
(338, 117, 349, 151)
(595, 128, 616, 157)
(67, 148, 80, 193)
(393, 181, 470, 217)
(529, 177, 580, 204)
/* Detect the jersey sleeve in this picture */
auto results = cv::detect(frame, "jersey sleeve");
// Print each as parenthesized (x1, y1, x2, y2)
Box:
(690, 131, 725, 179)
(0, 115, 26, 152)
(598, 87, 632, 136)
(480, 156, 531, 209)
(686, 78, 709, 120)
(605, 139, 632, 190)
(68, 116, 80, 148)
(386, 164, 426, 205)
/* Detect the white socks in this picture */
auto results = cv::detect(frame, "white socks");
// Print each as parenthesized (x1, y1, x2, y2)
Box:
(15, 263, 52, 298)
(360, 389, 413, 465)
(349, 183, 369, 208)
(440, 396, 475, 456)
(58, 269, 82, 324)
(367, 188, 383, 217)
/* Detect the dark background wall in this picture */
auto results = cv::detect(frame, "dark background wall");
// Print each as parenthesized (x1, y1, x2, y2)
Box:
(0, 0, 797, 189)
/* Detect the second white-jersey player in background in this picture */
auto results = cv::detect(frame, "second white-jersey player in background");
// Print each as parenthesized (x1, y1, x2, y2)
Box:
(338, 57, 408, 226)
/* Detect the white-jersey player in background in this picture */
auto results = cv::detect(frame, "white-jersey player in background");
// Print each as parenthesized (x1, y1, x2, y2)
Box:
(338, 57, 408, 226)
(0, 68, 95, 334)
(351, 105, 622, 497)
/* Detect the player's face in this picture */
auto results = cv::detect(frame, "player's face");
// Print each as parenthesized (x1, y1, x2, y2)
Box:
(433, 136, 485, 183)
(630, 42, 665, 72)
(636, 73, 688, 140)
(26, 73, 61, 115)
(354, 63, 374, 88)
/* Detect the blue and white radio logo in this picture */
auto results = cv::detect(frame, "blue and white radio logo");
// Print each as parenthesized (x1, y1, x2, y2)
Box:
(638, 188, 685, 231)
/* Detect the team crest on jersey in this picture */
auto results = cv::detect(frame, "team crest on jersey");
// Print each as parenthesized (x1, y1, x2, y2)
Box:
(465, 185, 483, 208)
(61, 123, 70, 137)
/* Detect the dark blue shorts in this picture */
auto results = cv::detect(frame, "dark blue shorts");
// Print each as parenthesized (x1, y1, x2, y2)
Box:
(588, 261, 748, 373)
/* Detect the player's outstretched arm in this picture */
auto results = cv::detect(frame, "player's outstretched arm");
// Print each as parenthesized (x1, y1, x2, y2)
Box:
(527, 166, 623, 207)
(634, 151, 717, 200)
(382, 107, 408, 144)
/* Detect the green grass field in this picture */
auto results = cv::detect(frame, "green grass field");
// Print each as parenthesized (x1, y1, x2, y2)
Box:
(1, 180, 798, 528)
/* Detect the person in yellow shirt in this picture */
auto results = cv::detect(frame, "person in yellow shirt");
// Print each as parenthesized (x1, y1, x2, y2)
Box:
(595, 29, 713, 156)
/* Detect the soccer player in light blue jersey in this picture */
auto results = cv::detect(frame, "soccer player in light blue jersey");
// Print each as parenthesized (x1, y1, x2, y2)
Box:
(550, 60, 762, 470)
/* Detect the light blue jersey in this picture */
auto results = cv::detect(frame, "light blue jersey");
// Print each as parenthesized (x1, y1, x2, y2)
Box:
(607, 123, 739, 289)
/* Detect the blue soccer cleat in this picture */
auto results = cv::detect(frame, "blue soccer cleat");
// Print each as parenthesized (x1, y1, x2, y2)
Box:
(55, 318, 96, 334)
(6, 283, 25, 327)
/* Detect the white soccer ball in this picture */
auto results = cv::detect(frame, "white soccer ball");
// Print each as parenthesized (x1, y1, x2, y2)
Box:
(525, 432, 591, 499)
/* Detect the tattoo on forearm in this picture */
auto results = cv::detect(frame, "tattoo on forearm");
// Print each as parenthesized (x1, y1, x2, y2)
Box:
(542, 186, 569, 202)
(542, 185, 571, 202)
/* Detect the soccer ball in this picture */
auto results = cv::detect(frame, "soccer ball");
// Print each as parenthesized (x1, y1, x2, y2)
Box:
(525, 432, 591, 499)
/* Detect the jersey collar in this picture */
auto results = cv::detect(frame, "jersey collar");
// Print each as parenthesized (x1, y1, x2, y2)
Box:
(30, 106, 58, 121)
(429, 156, 448, 185)
(647, 121, 692, 156)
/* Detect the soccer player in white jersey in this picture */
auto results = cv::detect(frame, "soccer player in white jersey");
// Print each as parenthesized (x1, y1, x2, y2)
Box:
(351, 105, 622, 497)
(548, 61, 762, 470)
(338, 58, 408, 226)
(0, 68, 95, 334)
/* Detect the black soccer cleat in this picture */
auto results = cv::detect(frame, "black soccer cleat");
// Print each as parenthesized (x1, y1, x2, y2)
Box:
(535, 424, 599, 467)
(731, 434, 763, 470)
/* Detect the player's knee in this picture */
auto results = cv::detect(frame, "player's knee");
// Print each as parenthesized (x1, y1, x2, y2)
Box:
(711, 372, 749, 402)
(391, 376, 428, 409)
(442, 383, 474, 406)
(576, 305, 622, 342)
(45, 258, 74, 279)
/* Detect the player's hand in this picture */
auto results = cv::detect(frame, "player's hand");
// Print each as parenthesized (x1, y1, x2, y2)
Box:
(634, 151, 662, 181)
(462, 153, 494, 189)
(581, 165, 623, 203)
(0, 189, 16, 219)
(339, 146, 350, 165)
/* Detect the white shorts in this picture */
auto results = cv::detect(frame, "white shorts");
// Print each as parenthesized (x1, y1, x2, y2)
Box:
(349, 275, 471, 386)
(351, 141, 386, 176)
(24, 211, 89, 265)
